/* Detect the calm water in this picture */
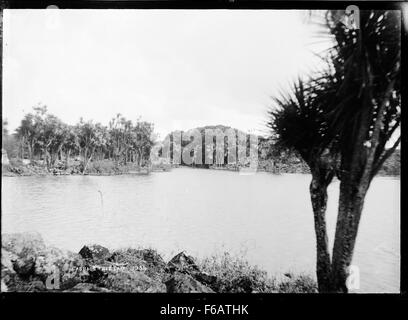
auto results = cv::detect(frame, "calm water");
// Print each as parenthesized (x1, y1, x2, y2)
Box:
(1, 168, 400, 293)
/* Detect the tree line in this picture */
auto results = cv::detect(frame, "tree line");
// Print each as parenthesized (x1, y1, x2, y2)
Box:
(2, 106, 156, 173)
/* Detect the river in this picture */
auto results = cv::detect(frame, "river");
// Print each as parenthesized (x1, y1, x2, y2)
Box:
(1, 168, 400, 292)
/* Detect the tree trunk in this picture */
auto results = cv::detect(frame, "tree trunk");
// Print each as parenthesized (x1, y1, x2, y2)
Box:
(20, 139, 24, 159)
(137, 150, 142, 167)
(65, 150, 71, 169)
(27, 143, 33, 162)
(45, 150, 51, 169)
(83, 152, 93, 174)
(330, 176, 368, 292)
(310, 172, 332, 292)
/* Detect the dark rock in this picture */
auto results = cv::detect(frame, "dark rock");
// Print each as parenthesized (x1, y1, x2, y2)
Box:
(102, 270, 166, 293)
(167, 251, 200, 274)
(106, 251, 120, 262)
(167, 251, 218, 289)
(79, 245, 110, 263)
(138, 249, 166, 268)
(34, 246, 69, 277)
(107, 249, 166, 281)
(87, 267, 108, 285)
(107, 250, 145, 267)
(165, 272, 214, 293)
(2, 233, 90, 291)
(231, 276, 254, 293)
(3, 235, 41, 279)
(194, 271, 217, 287)
(109, 248, 165, 269)
(12, 255, 35, 278)
(2, 233, 218, 293)
(59, 254, 89, 290)
(2, 248, 22, 291)
(34, 247, 88, 290)
(78, 246, 93, 260)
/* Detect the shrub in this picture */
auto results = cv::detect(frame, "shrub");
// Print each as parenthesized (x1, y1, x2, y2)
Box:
(198, 252, 278, 293)
(198, 252, 317, 293)
(277, 273, 318, 293)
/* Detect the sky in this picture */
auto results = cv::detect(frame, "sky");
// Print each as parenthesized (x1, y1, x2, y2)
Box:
(2, 9, 330, 139)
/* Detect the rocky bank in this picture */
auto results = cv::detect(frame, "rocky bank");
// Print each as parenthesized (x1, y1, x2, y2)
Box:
(1, 232, 317, 293)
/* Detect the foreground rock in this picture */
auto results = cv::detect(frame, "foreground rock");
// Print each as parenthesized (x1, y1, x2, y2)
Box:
(1, 232, 317, 293)
(102, 270, 166, 292)
(165, 272, 214, 293)
(79, 245, 111, 263)
(1, 234, 217, 293)
(2, 233, 88, 291)
(1, 234, 215, 293)
(167, 251, 217, 290)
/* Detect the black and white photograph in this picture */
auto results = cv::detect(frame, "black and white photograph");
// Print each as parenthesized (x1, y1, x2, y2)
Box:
(0, 2, 403, 297)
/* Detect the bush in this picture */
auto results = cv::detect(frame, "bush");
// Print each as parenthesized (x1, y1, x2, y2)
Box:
(277, 273, 318, 293)
(198, 252, 278, 293)
(198, 252, 317, 293)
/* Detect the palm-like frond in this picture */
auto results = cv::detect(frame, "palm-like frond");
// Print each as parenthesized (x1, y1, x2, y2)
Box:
(268, 75, 336, 164)
(321, 10, 401, 152)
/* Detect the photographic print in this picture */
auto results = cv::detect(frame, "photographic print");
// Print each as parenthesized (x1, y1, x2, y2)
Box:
(1, 6, 402, 294)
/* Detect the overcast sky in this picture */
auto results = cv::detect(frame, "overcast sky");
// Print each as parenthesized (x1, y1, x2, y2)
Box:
(3, 9, 330, 139)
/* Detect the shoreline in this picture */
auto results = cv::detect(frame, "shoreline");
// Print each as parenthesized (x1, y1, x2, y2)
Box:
(1, 159, 171, 177)
(1, 232, 317, 293)
(2, 163, 401, 178)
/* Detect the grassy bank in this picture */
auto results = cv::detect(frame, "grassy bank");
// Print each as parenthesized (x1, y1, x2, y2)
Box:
(1, 232, 317, 293)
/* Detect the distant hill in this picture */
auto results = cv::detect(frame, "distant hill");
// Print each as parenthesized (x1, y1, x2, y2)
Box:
(158, 125, 400, 175)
